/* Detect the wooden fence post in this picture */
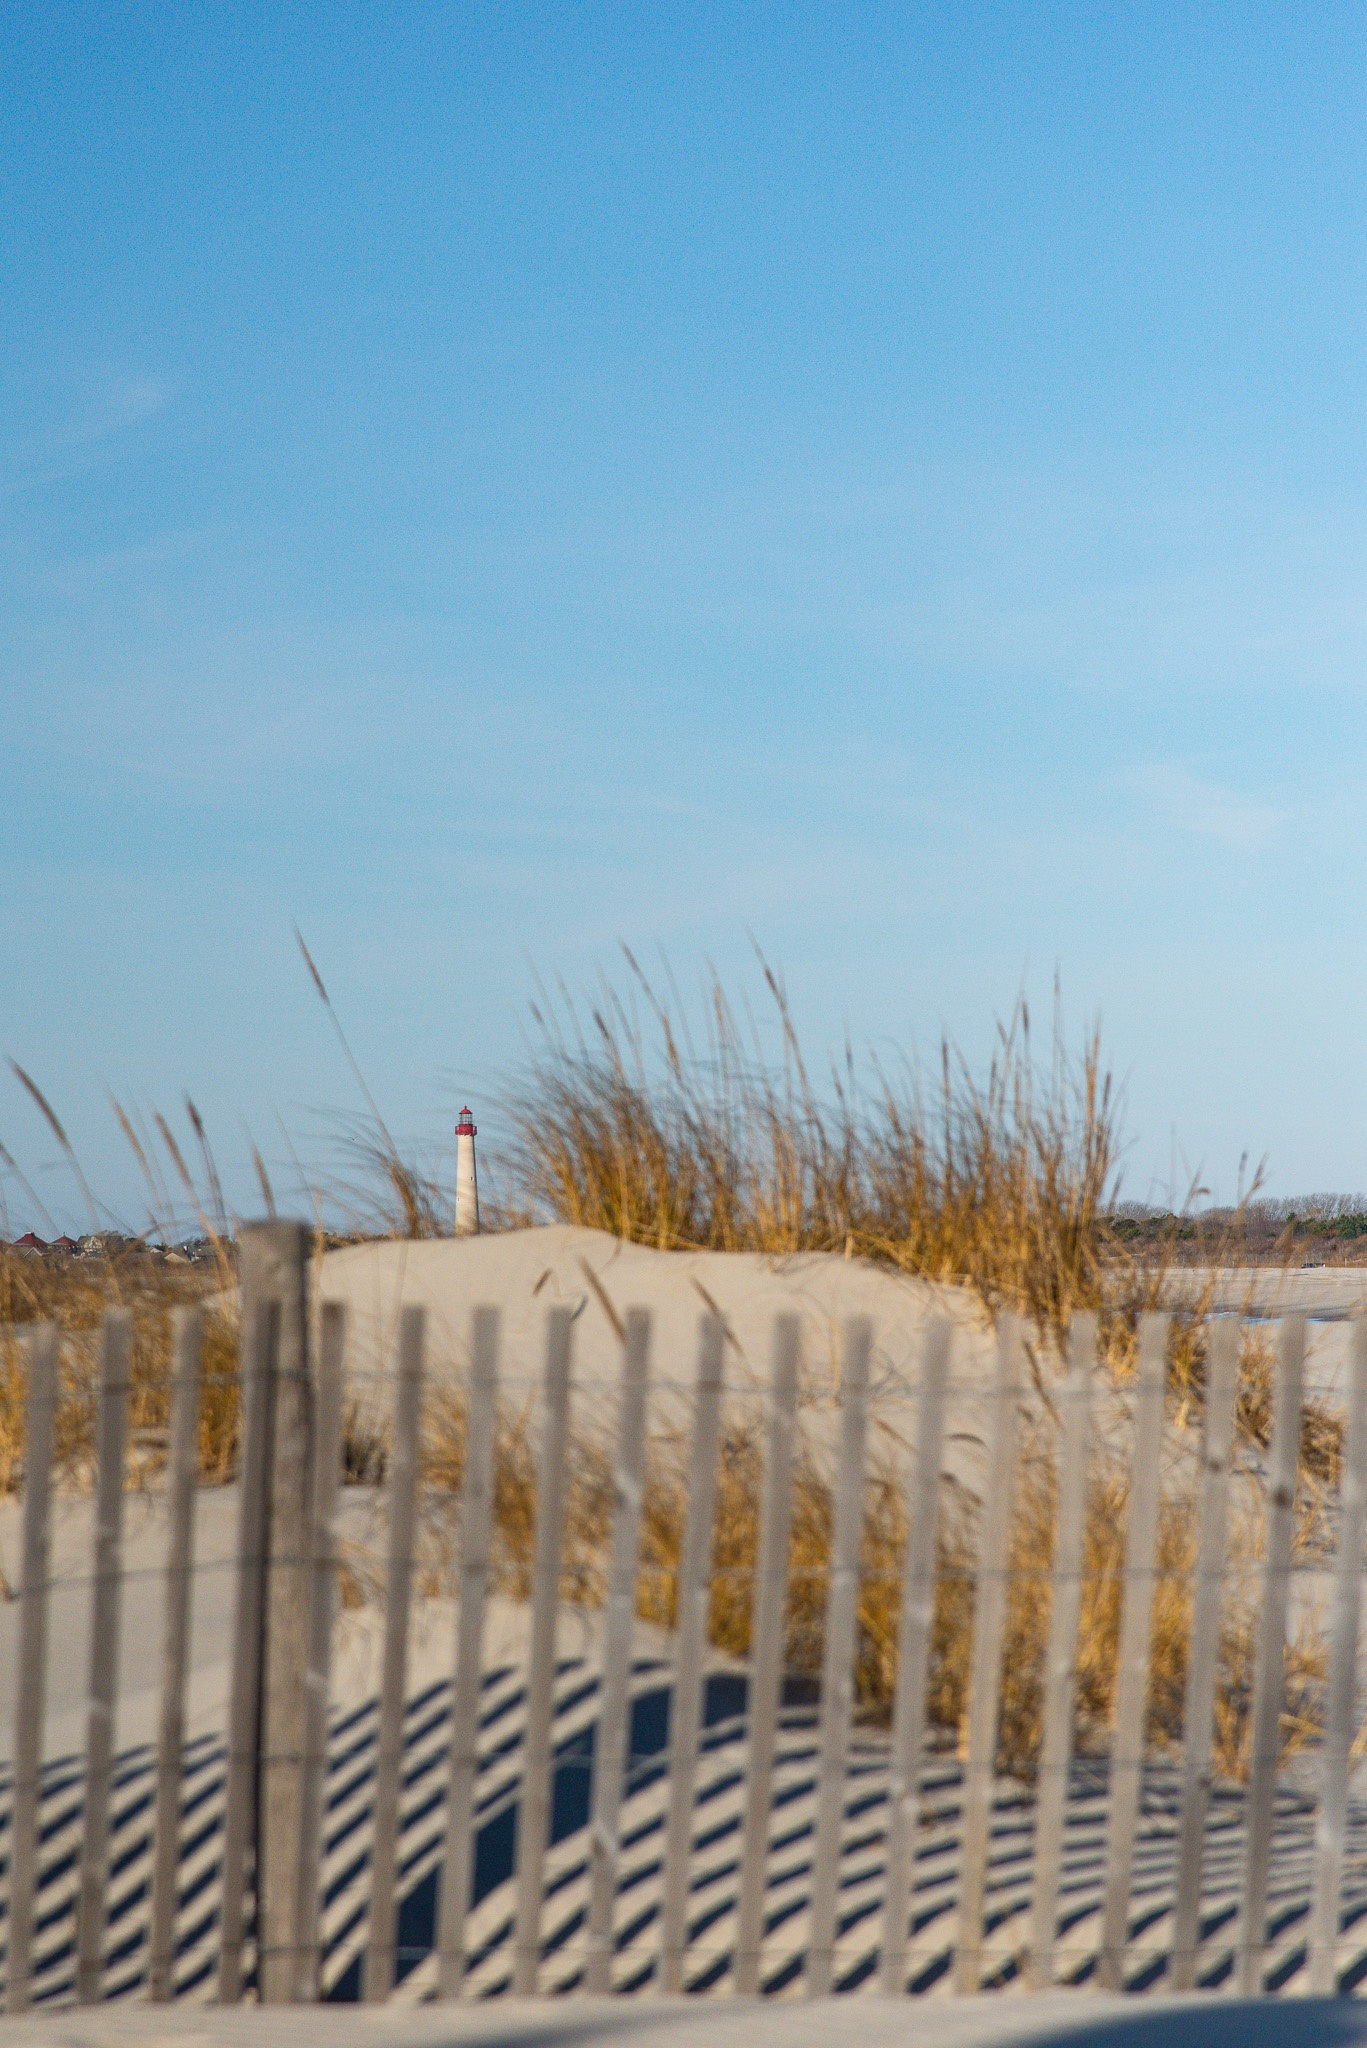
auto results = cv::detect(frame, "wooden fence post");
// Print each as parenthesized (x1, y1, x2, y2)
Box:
(1028, 1313, 1095, 1989)
(5, 1322, 58, 2014)
(1097, 1312, 1169, 1991)
(1238, 1313, 1304, 1995)
(1169, 1316, 1240, 1991)
(880, 1317, 951, 1995)
(364, 1305, 425, 2002)
(1308, 1314, 1367, 1993)
(734, 1316, 801, 1997)
(76, 1310, 132, 2003)
(807, 1318, 873, 1997)
(218, 1297, 278, 2002)
(294, 1299, 346, 2000)
(658, 1314, 726, 1994)
(149, 1306, 204, 2003)
(512, 1307, 576, 1995)
(254, 1220, 314, 2004)
(220, 1218, 313, 2004)
(953, 1312, 1023, 1994)
(585, 1307, 653, 1993)
(436, 1306, 500, 1998)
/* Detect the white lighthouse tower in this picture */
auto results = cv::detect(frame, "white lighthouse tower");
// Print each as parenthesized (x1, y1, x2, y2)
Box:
(455, 1106, 480, 1236)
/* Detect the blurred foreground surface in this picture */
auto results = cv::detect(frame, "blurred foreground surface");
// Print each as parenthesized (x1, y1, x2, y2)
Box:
(2, 1993, 1367, 2048)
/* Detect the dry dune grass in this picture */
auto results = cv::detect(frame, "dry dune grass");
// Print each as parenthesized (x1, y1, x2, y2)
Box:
(408, 1370, 1325, 1781)
(0, 1245, 239, 1495)
(0, 960, 1344, 1779)
(489, 957, 1339, 1776)
(500, 955, 1120, 1346)
(0, 1068, 246, 1493)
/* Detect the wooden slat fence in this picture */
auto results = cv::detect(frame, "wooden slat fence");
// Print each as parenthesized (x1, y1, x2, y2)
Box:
(4, 1221, 1367, 2009)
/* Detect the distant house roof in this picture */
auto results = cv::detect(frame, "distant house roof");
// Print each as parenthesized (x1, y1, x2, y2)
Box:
(51, 1235, 79, 1253)
(13, 1231, 46, 1250)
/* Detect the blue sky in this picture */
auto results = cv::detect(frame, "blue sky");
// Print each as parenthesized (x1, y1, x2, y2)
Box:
(4, 2, 1367, 1230)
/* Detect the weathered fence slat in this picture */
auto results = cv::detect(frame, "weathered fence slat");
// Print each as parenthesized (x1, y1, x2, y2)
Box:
(1097, 1310, 1170, 1991)
(76, 1311, 132, 2003)
(294, 1300, 346, 2000)
(219, 1297, 279, 2003)
(256, 1221, 314, 2004)
(734, 1316, 801, 1996)
(880, 1318, 951, 1996)
(148, 1306, 204, 2003)
(1238, 1313, 1305, 1996)
(585, 1307, 653, 1993)
(1028, 1312, 1095, 1990)
(436, 1306, 500, 1997)
(1169, 1315, 1241, 1991)
(512, 1306, 576, 1996)
(1308, 1313, 1367, 1993)
(5, 1322, 58, 2015)
(954, 1312, 1024, 1994)
(364, 1305, 426, 2003)
(807, 1318, 873, 1997)
(658, 1314, 727, 1994)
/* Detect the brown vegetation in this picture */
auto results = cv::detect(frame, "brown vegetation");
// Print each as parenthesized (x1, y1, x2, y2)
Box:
(0, 957, 1344, 1780)
(0, 1244, 239, 1496)
(500, 954, 1118, 1345)
(403, 1368, 1328, 1782)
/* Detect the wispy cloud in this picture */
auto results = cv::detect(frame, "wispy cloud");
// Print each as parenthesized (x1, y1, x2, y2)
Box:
(1129, 762, 1288, 850)
(4, 375, 179, 495)
(41, 523, 222, 596)
(55, 376, 177, 451)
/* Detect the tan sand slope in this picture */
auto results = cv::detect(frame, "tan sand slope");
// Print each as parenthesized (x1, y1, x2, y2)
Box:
(316, 1225, 1016, 1500)
(316, 1224, 993, 1395)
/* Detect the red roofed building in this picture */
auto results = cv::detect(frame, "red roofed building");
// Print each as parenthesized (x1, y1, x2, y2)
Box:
(13, 1232, 46, 1252)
